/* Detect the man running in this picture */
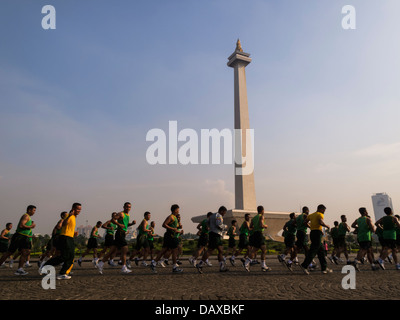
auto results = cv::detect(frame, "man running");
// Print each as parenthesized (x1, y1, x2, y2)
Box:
(328, 221, 340, 264)
(38, 211, 68, 269)
(0, 205, 37, 275)
(300, 204, 332, 275)
(0, 223, 12, 267)
(232, 213, 252, 267)
(78, 221, 102, 267)
(375, 207, 400, 270)
(278, 212, 297, 271)
(97, 202, 136, 274)
(336, 215, 351, 264)
(195, 206, 229, 274)
(226, 220, 238, 266)
(129, 212, 152, 267)
(292, 207, 310, 266)
(150, 204, 183, 273)
(98, 212, 118, 265)
(42, 203, 81, 279)
(189, 212, 212, 266)
(351, 207, 378, 271)
(244, 206, 271, 272)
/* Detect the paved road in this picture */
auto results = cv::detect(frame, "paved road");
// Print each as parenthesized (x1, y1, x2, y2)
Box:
(0, 254, 399, 300)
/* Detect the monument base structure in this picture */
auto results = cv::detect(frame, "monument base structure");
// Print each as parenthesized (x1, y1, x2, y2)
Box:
(191, 209, 290, 242)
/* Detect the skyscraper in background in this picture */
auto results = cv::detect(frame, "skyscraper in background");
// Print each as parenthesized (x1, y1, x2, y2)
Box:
(371, 193, 394, 221)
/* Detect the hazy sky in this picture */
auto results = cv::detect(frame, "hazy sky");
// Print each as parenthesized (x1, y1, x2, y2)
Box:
(1, 0, 400, 236)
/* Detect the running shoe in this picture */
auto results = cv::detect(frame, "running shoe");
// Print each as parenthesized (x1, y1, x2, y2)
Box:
(377, 258, 385, 270)
(157, 261, 166, 268)
(321, 268, 333, 274)
(188, 257, 194, 266)
(121, 266, 132, 274)
(96, 261, 104, 274)
(261, 266, 271, 272)
(150, 262, 157, 274)
(229, 257, 236, 266)
(108, 260, 117, 267)
(172, 267, 183, 273)
(14, 269, 28, 276)
(195, 263, 203, 274)
(56, 274, 71, 280)
(299, 264, 309, 275)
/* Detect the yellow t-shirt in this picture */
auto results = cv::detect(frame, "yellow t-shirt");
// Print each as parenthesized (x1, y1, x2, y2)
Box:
(60, 214, 76, 238)
(307, 212, 324, 231)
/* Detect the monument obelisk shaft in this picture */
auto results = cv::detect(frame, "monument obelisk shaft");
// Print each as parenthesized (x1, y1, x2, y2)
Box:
(227, 40, 257, 211)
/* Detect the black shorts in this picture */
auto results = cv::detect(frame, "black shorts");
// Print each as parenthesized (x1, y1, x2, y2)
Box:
(208, 232, 223, 250)
(197, 233, 208, 248)
(87, 237, 98, 249)
(332, 238, 339, 249)
(135, 234, 149, 250)
(238, 233, 249, 249)
(0, 242, 8, 253)
(284, 234, 296, 248)
(337, 236, 346, 248)
(228, 237, 236, 249)
(251, 231, 265, 249)
(295, 231, 308, 248)
(163, 232, 179, 249)
(45, 239, 52, 252)
(52, 234, 61, 249)
(359, 241, 372, 250)
(378, 237, 385, 247)
(148, 239, 154, 250)
(396, 238, 400, 248)
(8, 233, 31, 253)
(104, 234, 114, 247)
(113, 229, 128, 248)
(383, 238, 396, 250)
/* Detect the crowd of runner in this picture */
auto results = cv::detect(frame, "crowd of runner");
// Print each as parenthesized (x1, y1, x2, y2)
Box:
(0, 202, 399, 279)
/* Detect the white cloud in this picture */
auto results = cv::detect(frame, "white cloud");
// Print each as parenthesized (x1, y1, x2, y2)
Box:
(353, 142, 400, 158)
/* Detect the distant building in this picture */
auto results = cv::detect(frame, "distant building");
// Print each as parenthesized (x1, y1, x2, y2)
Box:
(371, 193, 393, 221)
(126, 227, 137, 241)
(76, 225, 92, 237)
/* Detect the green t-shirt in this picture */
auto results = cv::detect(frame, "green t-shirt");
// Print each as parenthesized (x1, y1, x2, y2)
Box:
(148, 227, 154, 241)
(252, 214, 264, 233)
(239, 222, 249, 237)
(138, 219, 149, 236)
(16, 214, 33, 237)
(106, 222, 117, 235)
(382, 215, 396, 240)
(356, 216, 371, 242)
(0, 230, 10, 244)
(296, 214, 308, 233)
(338, 223, 348, 237)
(200, 219, 209, 235)
(330, 226, 339, 239)
(227, 226, 235, 238)
(284, 219, 297, 237)
(90, 227, 98, 239)
(118, 213, 130, 232)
